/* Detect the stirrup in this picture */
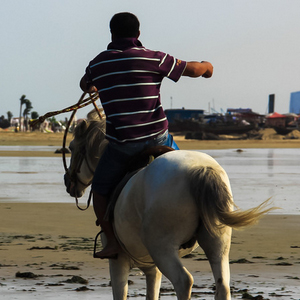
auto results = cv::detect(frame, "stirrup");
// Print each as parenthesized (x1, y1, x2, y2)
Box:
(93, 230, 103, 258)
(93, 230, 119, 259)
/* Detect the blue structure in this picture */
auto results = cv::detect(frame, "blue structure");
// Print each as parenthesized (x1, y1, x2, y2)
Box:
(164, 108, 205, 132)
(289, 91, 300, 114)
(164, 108, 204, 124)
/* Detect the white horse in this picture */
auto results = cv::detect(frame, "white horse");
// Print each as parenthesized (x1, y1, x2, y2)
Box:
(64, 110, 273, 300)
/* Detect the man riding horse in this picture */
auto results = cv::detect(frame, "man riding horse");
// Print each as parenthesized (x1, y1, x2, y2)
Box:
(80, 12, 213, 259)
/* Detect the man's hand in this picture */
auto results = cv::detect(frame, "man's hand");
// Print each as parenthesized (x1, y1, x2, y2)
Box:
(201, 61, 213, 78)
(87, 85, 98, 93)
(80, 75, 98, 93)
(183, 61, 213, 78)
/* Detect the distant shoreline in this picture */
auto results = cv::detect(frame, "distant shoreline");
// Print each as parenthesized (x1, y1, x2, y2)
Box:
(0, 129, 300, 156)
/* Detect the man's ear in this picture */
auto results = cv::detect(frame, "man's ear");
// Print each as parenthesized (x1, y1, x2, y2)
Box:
(111, 32, 116, 41)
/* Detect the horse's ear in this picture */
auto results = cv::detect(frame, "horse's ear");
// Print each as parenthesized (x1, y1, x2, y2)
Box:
(87, 107, 105, 121)
(77, 119, 88, 137)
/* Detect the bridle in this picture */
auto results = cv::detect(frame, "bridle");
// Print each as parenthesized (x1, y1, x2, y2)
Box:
(62, 92, 102, 211)
(69, 146, 95, 187)
(65, 142, 96, 211)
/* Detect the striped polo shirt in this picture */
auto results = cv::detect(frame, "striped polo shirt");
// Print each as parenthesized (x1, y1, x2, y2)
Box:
(85, 38, 186, 143)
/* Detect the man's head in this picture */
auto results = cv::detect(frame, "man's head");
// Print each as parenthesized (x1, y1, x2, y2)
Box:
(110, 12, 140, 39)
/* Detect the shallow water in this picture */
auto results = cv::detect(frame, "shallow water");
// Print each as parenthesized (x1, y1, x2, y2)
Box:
(0, 155, 74, 204)
(0, 146, 299, 214)
(0, 145, 60, 152)
(201, 148, 300, 215)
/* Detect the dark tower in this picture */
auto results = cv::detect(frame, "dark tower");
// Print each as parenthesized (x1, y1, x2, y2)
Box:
(268, 94, 275, 113)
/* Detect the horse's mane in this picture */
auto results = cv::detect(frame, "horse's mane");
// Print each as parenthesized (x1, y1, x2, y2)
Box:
(73, 108, 106, 154)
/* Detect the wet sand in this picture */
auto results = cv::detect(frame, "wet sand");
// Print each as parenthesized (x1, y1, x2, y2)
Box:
(0, 130, 300, 299)
(0, 203, 299, 299)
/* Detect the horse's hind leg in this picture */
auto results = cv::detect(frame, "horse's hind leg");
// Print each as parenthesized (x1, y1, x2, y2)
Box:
(144, 244, 193, 300)
(139, 265, 162, 300)
(197, 225, 232, 300)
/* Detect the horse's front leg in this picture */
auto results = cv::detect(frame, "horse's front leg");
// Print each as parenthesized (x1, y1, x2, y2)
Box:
(139, 265, 162, 300)
(109, 252, 131, 300)
(197, 225, 232, 300)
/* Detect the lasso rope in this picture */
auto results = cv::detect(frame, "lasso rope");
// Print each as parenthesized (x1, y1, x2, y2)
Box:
(60, 92, 102, 172)
(28, 91, 102, 173)
(29, 92, 101, 127)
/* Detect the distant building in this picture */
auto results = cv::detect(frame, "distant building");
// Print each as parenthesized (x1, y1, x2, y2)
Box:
(265, 112, 286, 128)
(226, 108, 263, 125)
(165, 108, 204, 122)
(289, 91, 300, 114)
(268, 94, 275, 113)
(164, 108, 205, 132)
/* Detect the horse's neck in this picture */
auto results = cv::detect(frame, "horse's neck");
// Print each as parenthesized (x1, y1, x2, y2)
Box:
(93, 139, 109, 165)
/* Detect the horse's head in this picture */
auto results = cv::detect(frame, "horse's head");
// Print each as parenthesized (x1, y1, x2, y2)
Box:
(64, 109, 107, 198)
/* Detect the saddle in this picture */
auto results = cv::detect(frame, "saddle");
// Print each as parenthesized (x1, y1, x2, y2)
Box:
(105, 145, 174, 221)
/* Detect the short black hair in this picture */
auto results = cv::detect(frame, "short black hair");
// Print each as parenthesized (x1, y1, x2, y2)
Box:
(110, 12, 140, 38)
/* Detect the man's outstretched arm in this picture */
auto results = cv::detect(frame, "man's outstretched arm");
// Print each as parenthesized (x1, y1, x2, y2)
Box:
(182, 61, 213, 78)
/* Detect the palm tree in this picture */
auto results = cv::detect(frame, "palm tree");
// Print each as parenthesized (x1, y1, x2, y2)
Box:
(7, 111, 13, 124)
(0, 115, 10, 129)
(31, 111, 39, 120)
(30, 111, 39, 131)
(19, 95, 28, 131)
(23, 100, 33, 131)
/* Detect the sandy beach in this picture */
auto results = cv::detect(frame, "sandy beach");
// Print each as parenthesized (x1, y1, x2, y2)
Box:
(1, 128, 300, 155)
(0, 130, 300, 299)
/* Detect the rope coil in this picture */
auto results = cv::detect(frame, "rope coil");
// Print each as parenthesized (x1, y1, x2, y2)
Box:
(61, 92, 102, 172)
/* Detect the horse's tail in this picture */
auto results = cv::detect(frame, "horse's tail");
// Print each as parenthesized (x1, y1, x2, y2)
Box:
(189, 166, 276, 236)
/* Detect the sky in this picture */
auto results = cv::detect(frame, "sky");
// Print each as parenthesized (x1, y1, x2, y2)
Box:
(1, 0, 300, 121)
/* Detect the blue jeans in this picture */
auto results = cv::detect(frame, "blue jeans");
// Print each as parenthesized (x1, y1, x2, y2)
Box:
(92, 130, 179, 196)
